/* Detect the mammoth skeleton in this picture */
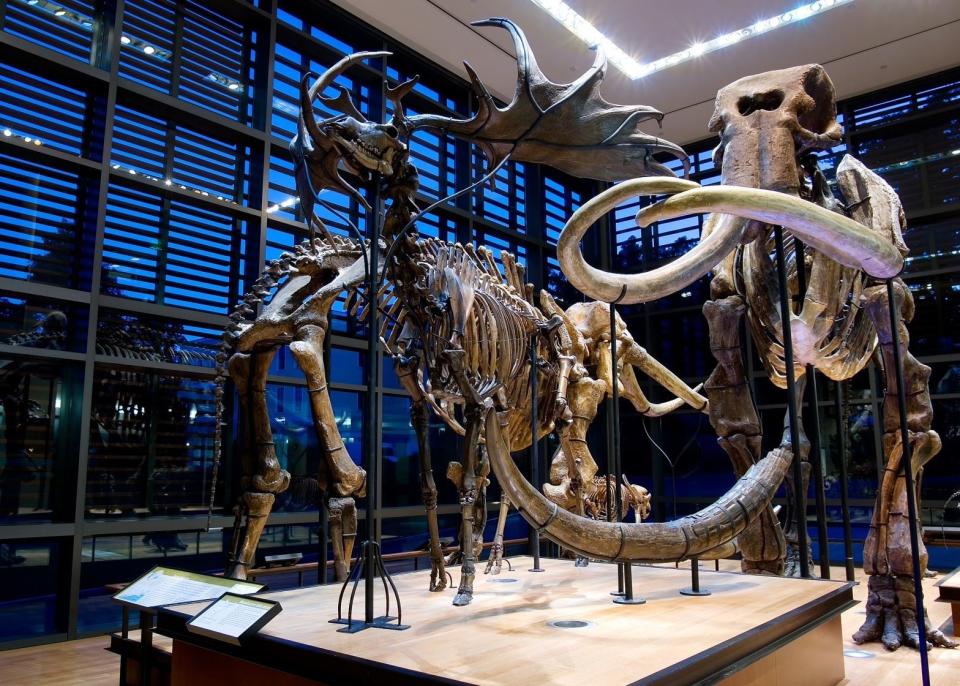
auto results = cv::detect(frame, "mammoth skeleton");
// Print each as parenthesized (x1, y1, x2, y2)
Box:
(557, 64, 954, 651)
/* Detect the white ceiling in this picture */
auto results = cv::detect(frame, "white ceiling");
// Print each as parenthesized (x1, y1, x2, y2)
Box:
(331, 0, 960, 146)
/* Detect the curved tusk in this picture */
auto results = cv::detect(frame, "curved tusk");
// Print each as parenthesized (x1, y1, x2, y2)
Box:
(557, 177, 744, 304)
(484, 403, 792, 561)
(637, 186, 904, 279)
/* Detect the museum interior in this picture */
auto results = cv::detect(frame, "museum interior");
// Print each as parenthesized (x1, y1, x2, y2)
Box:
(1, 0, 959, 684)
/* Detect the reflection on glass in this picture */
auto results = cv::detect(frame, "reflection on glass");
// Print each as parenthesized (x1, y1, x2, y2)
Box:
(260, 385, 363, 513)
(0, 293, 88, 353)
(0, 357, 80, 522)
(0, 539, 62, 643)
(86, 369, 219, 518)
(96, 310, 220, 367)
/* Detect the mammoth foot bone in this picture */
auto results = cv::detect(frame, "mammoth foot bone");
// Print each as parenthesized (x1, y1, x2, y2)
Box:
(852, 575, 957, 651)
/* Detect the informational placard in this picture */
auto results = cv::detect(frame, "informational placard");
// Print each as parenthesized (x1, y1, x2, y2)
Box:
(186, 593, 281, 645)
(112, 566, 264, 610)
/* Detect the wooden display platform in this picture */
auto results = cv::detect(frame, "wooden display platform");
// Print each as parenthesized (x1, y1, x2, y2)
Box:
(934, 565, 960, 635)
(155, 556, 853, 686)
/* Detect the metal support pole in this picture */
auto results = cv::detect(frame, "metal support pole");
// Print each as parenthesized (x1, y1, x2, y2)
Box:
(773, 227, 810, 578)
(610, 302, 643, 605)
(680, 556, 711, 596)
(319, 502, 329, 585)
(363, 226, 380, 625)
(807, 372, 830, 578)
(793, 239, 830, 578)
(834, 380, 856, 583)
(885, 279, 930, 684)
(329, 203, 406, 633)
(528, 337, 544, 573)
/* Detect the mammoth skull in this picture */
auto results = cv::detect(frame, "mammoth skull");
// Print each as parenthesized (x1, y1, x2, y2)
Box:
(707, 64, 842, 192)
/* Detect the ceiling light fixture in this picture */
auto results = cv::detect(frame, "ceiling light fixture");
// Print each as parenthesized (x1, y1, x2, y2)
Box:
(528, 0, 854, 79)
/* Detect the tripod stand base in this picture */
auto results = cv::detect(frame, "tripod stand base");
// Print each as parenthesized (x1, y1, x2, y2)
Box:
(612, 595, 646, 605)
(331, 616, 410, 633)
(679, 588, 712, 597)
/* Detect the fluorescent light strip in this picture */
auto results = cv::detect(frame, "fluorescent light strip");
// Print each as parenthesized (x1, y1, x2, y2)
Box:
(528, 0, 854, 79)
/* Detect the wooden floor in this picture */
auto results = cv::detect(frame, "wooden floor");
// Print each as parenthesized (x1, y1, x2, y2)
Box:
(1, 560, 957, 686)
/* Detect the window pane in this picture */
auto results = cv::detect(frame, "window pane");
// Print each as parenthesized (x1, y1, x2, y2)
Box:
(0, 538, 67, 644)
(0, 357, 82, 523)
(85, 369, 220, 518)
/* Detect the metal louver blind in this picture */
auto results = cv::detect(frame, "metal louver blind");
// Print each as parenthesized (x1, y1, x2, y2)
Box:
(119, 0, 177, 92)
(179, 1, 248, 122)
(543, 175, 581, 246)
(102, 184, 247, 314)
(473, 153, 525, 231)
(3, 0, 96, 64)
(0, 152, 86, 286)
(0, 61, 90, 157)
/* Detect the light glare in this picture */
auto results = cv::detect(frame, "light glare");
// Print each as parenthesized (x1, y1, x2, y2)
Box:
(528, 0, 854, 79)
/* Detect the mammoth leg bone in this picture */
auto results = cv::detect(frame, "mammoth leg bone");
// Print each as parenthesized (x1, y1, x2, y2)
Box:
(394, 353, 448, 592)
(703, 295, 786, 575)
(854, 281, 955, 650)
(226, 349, 291, 579)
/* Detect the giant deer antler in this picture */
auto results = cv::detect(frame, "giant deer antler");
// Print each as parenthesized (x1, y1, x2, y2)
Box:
(399, 18, 688, 181)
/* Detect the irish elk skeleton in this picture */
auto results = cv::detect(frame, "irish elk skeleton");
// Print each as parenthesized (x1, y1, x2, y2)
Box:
(213, 20, 702, 606)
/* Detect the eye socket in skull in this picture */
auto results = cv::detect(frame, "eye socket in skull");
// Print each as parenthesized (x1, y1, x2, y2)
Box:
(707, 64, 843, 186)
(325, 116, 406, 179)
(736, 89, 785, 116)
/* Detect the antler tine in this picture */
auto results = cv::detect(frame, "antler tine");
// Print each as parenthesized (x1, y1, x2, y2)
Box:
(320, 84, 367, 123)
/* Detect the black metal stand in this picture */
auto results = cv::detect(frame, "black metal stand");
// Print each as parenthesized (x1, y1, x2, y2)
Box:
(319, 503, 329, 585)
(329, 206, 408, 634)
(885, 279, 930, 685)
(528, 337, 545, 573)
(794, 239, 830, 579)
(835, 380, 856, 583)
(773, 227, 811, 579)
(608, 301, 644, 605)
(331, 540, 408, 633)
(679, 556, 711, 597)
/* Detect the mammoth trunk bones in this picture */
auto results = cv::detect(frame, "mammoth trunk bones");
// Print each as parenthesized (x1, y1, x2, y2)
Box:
(558, 64, 953, 650)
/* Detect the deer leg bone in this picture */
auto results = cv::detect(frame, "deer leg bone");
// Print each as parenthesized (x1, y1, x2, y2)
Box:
(484, 498, 511, 575)
(225, 349, 290, 580)
(395, 353, 448, 592)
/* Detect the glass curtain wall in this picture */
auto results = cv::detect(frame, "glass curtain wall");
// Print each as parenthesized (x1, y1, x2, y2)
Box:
(0, 0, 593, 645)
